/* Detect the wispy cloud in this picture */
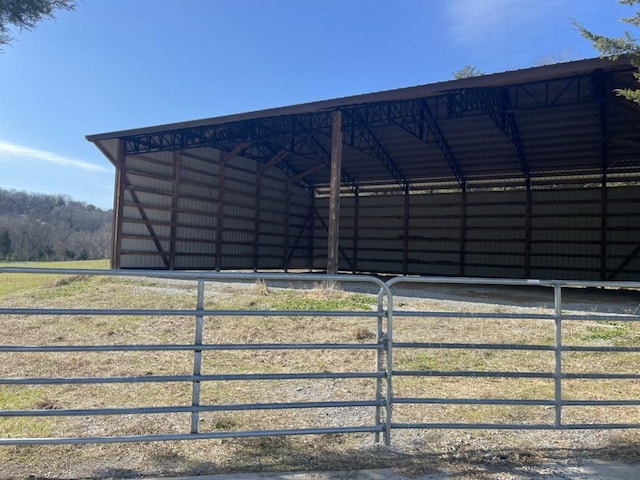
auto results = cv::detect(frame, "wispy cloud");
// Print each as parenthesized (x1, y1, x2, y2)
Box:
(445, 0, 564, 45)
(0, 140, 109, 173)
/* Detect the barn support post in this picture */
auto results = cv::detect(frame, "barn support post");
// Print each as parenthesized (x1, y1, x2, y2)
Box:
(169, 151, 181, 270)
(525, 180, 532, 278)
(601, 172, 608, 280)
(327, 110, 343, 275)
(402, 188, 410, 275)
(308, 195, 315, 272)
(459, 186, 467, 276)
(284, 181, 291, 272)
(111, 140, 126, 269)
(215, 155, 226, 271)
(598, 75, 609, 281)
(353, 187, 360, 274)
(253, 175, 263, 272)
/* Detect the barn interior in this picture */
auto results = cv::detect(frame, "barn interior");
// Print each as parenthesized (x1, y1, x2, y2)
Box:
(87, 57, 640, 281)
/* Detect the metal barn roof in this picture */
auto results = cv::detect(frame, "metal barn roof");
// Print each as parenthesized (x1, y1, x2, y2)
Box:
(88, 57, 640, 194)
(88, 57, 640, 280)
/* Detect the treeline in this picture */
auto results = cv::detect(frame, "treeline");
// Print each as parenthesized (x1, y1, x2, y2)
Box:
(0, 188, 112, 261)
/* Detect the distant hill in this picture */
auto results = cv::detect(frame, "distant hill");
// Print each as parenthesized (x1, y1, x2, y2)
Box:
(0, 188, 112, 261)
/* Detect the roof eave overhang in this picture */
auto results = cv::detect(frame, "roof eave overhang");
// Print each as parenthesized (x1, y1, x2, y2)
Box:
(86, 56, 632, 144)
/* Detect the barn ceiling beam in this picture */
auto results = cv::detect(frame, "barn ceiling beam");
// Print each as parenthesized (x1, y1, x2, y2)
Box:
(120, 70, 620, 158)
(123, 113, 332, 155)
(343, 111, 409, 193)
(443, 74, 604, 118)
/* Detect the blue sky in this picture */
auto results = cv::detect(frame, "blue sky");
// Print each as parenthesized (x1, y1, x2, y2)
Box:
(0, 0, 634, 209)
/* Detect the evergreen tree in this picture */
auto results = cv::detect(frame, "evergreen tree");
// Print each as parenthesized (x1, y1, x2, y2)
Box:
(576, 0, 640, 104)
(453, 65, 484, 80)
(0, 0, 76, 49)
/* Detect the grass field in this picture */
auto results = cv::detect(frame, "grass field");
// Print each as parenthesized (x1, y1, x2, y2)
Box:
(1, 260, 640, 479)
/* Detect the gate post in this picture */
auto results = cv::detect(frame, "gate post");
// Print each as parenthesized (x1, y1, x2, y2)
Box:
(191, 279, 205, 433)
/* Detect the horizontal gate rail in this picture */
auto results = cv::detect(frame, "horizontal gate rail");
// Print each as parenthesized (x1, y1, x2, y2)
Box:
(0, 371, 387, 385)
(0, 400, 386, 417)
(1, 427, 385, 446)
(1, 268, 640, 446)
(0, 343, 382, 353)
(386, 276, 640, 433)
(0, 268, 393, 446)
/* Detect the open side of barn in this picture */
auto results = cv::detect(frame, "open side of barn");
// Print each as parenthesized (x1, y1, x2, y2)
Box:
(87, 57, 640, 281)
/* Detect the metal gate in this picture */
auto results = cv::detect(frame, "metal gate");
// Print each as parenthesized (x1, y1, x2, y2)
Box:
(0, 268, 639, 446)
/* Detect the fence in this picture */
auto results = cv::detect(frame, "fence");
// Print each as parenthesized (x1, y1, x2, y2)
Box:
(0, 268, 639, 447)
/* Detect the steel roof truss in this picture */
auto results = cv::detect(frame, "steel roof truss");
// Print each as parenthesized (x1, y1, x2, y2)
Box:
(400, 100, 466, 189)
(343, 111, 409, 193)
(483, 89, 530, 183)
(340, 101, 465, 189)
(123, 113, 333, 156)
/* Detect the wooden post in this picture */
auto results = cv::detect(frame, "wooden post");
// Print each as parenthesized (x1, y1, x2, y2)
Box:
(112, 139, 126, 269)
(284, 181, 291, 272)
(215, 154, 226, 271)
(402, 187, 410, 275)
(601, 172, 608, 280)
(327, 110, 343, 275)
(600, 101, 609, 281)
(353, 187, 359, 274)
(525, 181, 532, 278)
(253, 175, 262, 272)
(459, 187, 467, 276)
(169, 151, 181, 270)
(308, 195, 315, 272)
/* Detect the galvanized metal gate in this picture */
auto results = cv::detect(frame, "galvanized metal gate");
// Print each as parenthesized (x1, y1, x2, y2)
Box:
(0, 268, 639, 446)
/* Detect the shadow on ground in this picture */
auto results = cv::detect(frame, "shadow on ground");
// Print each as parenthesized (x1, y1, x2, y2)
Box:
(75, 434, 640, 480)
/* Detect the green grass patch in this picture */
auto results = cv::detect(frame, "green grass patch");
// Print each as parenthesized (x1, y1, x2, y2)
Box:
(0, 386, 56, 439)
(580, 321, 634, 344)
(221, 282, 377, 312)
(0, 259, 108, 299)
(401, 350, 495, 372)
(265, 290, 375, 311)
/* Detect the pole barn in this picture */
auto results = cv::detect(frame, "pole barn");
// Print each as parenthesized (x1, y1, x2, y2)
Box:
(88, 57, 640, 281)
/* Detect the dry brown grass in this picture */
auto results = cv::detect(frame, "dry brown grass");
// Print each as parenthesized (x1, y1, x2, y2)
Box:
(0, 270, 640, 478)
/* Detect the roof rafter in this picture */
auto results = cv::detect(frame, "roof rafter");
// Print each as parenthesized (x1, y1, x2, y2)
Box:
(343, 100, 466, 189)
(401, 101, 465, 189)
(484, 89, 530, 184)
(343, 110, 410, 193)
